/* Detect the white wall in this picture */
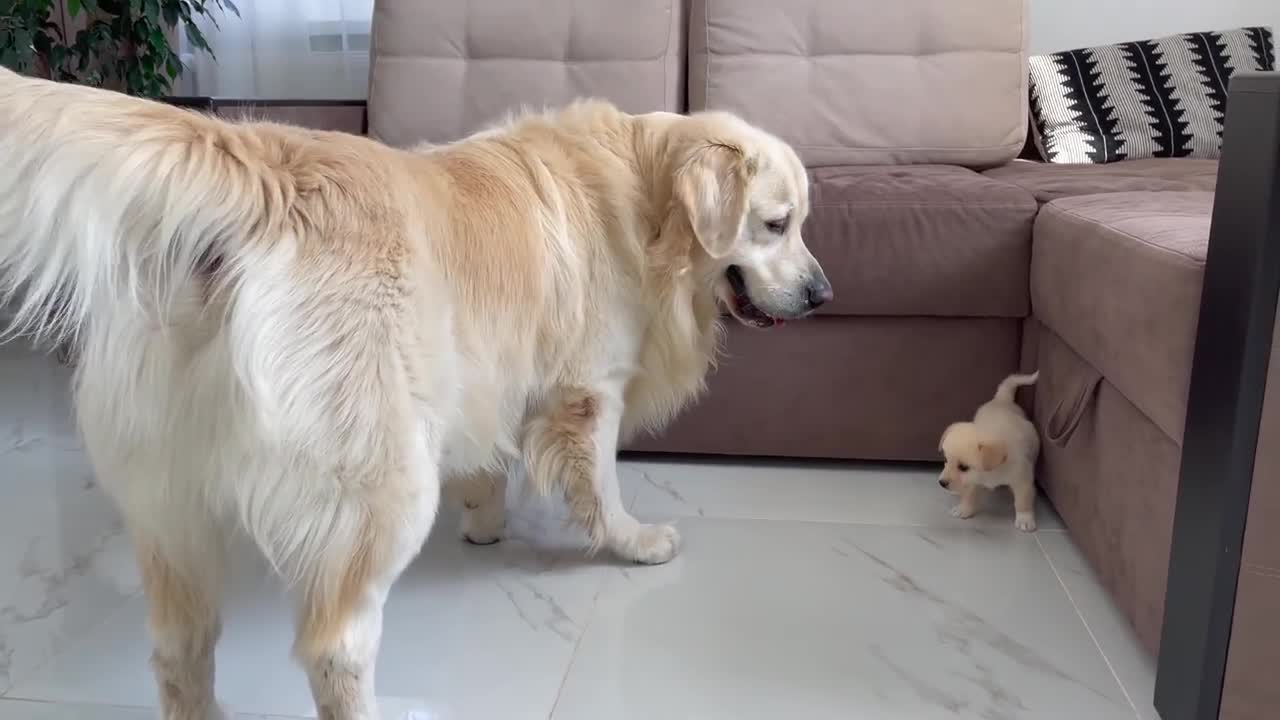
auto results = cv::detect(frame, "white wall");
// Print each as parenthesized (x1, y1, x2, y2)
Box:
(1030, 0, 1280, 54)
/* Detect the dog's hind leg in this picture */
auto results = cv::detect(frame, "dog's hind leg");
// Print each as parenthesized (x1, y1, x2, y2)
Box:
(524, 387, 679, 565)
(74, 318, 230, 719)
(290, 448, 440, 720)
(134, 522, 227, 720)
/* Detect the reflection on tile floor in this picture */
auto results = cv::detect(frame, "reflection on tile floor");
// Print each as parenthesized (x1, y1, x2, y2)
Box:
(0, 341, 1155, 719)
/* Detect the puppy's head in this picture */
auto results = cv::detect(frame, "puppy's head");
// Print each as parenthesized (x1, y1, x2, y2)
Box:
(937, 422, 1008, 492)
(657, 111, 831, 328)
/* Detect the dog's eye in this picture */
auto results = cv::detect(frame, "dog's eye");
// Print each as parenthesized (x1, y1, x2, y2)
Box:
(957, 463, 970, 473)
(764, 215, 790, 234)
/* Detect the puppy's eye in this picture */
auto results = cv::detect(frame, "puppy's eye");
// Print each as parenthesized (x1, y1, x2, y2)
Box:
(764, 215, 790, 234)
(957, 463, 970, 473)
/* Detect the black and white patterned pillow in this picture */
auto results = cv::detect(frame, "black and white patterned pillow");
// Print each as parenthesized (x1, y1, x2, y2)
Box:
(1030, 27, 1276, 164)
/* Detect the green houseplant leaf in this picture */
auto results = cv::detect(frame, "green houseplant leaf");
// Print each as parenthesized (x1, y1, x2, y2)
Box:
(2, 0, 234, 96)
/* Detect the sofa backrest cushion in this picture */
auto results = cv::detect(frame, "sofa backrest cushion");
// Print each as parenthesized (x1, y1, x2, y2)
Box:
(688, 0, 1029, 168)
(368, 0, 687, 147)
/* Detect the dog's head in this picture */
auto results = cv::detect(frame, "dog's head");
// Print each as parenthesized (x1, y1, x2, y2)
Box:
(937, 422, 1008, 492)
(655, 112, 831, 328)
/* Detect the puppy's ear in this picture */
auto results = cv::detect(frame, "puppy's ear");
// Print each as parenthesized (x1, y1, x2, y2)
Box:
(978, 439, 1008, 471)
(675, 143, 750, 259)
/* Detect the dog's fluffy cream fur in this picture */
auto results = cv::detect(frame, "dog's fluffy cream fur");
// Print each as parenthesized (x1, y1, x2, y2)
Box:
(939, 372, 1042, 532)
(0, 67, 827, 719)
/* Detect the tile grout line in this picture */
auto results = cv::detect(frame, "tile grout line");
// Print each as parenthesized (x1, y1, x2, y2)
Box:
(535, 478, 650, 717)
(1035, 533, 1142, 720)
(544, 574, 608, 720)
(542, 478, 637, 719)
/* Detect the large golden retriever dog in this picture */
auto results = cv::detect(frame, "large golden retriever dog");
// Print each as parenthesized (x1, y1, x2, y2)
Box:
(0, 66, 830, 719)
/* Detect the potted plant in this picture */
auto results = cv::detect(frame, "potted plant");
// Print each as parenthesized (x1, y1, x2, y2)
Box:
(0, 0, 236, 97)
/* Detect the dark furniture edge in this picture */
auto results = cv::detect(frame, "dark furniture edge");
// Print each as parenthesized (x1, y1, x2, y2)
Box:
(1155, 71, 1280, 720)
(163, 97, 367, 108)
(160, 97, 369, 135)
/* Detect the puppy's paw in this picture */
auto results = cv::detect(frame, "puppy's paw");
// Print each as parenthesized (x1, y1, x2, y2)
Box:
(616, 523, 681, 565)
(1014, 511, 1037, 532)
(461, 527, 505, 545)
(949, 504, 976, 520)
(460, 506, 506, 546)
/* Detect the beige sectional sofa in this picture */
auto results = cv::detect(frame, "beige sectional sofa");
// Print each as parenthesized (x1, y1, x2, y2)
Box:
(238, 1, 1275, 717)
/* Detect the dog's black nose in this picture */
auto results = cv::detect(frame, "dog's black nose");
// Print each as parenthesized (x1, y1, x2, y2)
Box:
(938, 478, 948, 488)
(805, 277, 833, 310)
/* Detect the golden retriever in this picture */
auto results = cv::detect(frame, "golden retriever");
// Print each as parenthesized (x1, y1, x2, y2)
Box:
(939, 372, 1041, 531)
(0, 67, 830, 719)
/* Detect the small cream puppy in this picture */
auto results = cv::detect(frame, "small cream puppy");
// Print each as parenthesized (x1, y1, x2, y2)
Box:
(938, 372, 1041, 531)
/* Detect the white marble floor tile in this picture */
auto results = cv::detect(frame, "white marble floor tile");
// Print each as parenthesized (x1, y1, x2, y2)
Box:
(623, 456, 1064, 530)
(0, 698, 297, 720)
(1039, 532, 1158, 719)
(5, 499, 614, 720)
(0, 344, 139, 695)
(551, 519, 1129, 720)
(1, 340, 1158, 720)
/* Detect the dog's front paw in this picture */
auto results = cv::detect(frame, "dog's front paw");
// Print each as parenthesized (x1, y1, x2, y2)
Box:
(1014, 511, 1037, 532)
(615, 523, 681, 565)
(949, 504, 976, 520)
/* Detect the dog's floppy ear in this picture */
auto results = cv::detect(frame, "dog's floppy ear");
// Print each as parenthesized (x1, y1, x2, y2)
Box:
(674, 143, 750, 259)
(978, 439, 1008, 471)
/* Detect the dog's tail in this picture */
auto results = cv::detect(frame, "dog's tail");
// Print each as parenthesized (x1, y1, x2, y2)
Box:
(0, 66, 291, 344)
(994, 371, 1040, 403)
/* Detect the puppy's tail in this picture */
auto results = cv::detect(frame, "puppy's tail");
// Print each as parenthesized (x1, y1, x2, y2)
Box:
(0, 67, 291, 344)
(994, 371, 1040, 403)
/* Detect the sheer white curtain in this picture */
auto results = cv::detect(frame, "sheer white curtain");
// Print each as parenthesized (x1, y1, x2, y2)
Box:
(177, 0, 373, 99)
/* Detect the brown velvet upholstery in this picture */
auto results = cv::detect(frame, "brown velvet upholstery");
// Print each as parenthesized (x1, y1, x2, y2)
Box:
(215, 105, 366, 135)
(1032, 192, 1211, 444)
(628, 317, 1021, 461)
(1220, 310, 1280, 720)
(983, 158, 1219, 203)
(1033, 326, 1179, 655)
(1019, 164, 1280, 717)
(806, 166, 1037, 318)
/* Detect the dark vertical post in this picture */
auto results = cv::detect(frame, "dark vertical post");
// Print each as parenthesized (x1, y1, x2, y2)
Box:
(1155, 72, 1280, 720)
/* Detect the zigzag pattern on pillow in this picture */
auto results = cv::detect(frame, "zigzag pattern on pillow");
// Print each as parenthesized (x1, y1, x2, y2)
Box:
(1029, 27, 1276, 164)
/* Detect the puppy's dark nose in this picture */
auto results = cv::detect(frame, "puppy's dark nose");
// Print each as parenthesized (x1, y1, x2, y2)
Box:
(805, 277, 833, 310)
(938, 478, 948, 488)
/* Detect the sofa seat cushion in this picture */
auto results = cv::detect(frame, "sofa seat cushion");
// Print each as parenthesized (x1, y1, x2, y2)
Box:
(627, 316, 1024, 460)
(806, 165, 1037, 317)
(1032, 192, 1212, 443)
(984, 159, 1218, 203)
